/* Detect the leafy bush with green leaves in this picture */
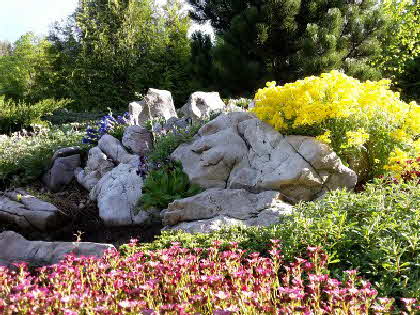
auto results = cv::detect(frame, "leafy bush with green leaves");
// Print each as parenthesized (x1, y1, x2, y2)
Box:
(147, 123, 202, 164)
(0, 96, 70, 134)
(137, 179, 420, 298)
(136, 162, 203, 212)
(0, 127, 90, 188)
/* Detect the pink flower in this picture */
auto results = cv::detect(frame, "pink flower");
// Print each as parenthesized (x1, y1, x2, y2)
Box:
(401, 298, 417, 305)
(214, 291, 230, 300)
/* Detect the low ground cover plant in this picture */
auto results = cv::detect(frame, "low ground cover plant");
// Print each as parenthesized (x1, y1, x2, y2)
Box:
(139, 179, 420, 299)
(2, 243, 417, 314)
(0, 127, 90, 188)
(0, 96, 70, 134)
(252, 70, 420, 179)
(136, 162, 203, 212)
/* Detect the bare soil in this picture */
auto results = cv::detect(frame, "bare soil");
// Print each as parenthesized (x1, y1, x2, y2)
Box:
(0, 181, 162, 249)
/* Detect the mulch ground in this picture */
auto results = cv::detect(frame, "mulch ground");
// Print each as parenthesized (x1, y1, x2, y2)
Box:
(1, 181, 162, 248)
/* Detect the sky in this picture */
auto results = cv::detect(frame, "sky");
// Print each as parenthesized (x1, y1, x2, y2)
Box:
(0, 0, 79, 42)
(0, 0, 212, 43)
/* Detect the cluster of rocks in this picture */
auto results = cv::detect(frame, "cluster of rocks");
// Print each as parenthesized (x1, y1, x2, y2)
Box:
(0, 88, 358, 267)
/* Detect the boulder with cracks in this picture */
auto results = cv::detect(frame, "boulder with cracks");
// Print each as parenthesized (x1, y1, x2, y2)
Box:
(161, 189, 293, 233)
(0, 189, 63, 231)
(90, 164, 149, 226)
(171, 112, 357, 203)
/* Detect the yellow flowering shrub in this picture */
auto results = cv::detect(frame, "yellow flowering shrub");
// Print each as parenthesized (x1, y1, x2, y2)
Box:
(252, 70, 420, 179)
(316, 130, 332, 145)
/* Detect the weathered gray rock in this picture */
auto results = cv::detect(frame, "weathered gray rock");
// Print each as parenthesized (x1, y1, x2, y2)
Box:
(0, 189, 62, 231)
(162, 189, 293, 233)
(164, 216, 246, 233)
(163, 117, 190, 131)
(129, 89, 177, 125)
(75, 168, 100, 191)
(225, 104, 246, 113)
(129, 101, 144, 125)
(98, 135, 137, 165)
(171, 112, 357, 203)
(90, 163, 149, 226)
(51, 146, 81, 162)
(122, 125, 153, 155)
(180, 92, 226, 121)
(43, 153, 81, 192)
(0, 231, 115, 268)
(75, 147, 115, 191)
(86, 146, 109, 171)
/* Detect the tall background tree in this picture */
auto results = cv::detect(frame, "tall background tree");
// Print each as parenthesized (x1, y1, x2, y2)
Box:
(188, 0, 391, 96)
(0, 33, 57, 101)
(376, 0, 419, 101)
(48, 0, 191, 110)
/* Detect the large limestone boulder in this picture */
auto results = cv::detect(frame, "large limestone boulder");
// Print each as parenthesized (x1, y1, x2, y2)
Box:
(171, 112, 357, 203)
(0, 231, 115, 268)
(90, 163, 149, 226)
(0, 189, 63, 231)
(43, 147, 81, 192)
(180, 92, 226, 121)
(129, 88, 177, 126)
(122, 125, 153, 155)
(162, 189, 293, 233)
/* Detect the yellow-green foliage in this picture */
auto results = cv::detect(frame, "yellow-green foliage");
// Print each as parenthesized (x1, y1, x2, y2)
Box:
(252, 70, 420, 179)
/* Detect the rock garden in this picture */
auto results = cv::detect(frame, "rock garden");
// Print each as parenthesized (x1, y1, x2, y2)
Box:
(0, 71, 419, 313)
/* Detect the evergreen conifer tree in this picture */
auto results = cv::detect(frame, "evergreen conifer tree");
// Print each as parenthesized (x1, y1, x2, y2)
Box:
(188, 0, 390, 94)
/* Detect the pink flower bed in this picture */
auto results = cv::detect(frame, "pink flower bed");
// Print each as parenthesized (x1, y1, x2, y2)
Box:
(0, 241, 418, 314)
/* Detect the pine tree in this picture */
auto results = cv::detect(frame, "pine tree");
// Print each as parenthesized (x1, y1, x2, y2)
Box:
(188, 0, 390, 95)
(190, 31, 215, 90)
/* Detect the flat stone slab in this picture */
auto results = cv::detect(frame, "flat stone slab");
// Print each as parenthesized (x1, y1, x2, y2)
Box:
(161, 188, 293, 233)
(0, 231, 115, 268)
(0, 189, 63, 231)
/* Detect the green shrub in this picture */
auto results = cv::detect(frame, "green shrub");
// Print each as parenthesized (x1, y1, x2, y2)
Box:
(147, 123, 202, 164)
(0, 96, 70, 134)
(139, 179, 420, 298)
(136, 162, 203, 212)
(0, 127, 90, 188)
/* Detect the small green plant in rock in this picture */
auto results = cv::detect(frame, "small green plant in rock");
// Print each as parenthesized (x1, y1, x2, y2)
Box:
(147, 123, 202, 165)
(136, 162, 203, 212)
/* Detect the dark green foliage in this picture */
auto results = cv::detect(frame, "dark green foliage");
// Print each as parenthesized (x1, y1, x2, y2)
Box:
(188, 0, 390, 95)
(140, 179, 420, 298)
(137, 162, 204, 211)
(395, 56, 420, 102)
(147, 123, 202, 164)
(190, 32, 215, 91)
(376, 1, 419, 102)
(0, 97, 70, 134)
